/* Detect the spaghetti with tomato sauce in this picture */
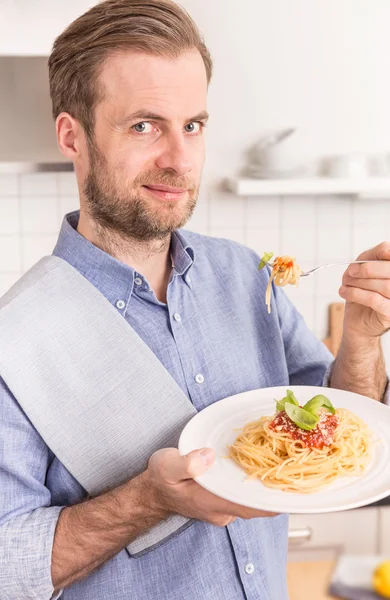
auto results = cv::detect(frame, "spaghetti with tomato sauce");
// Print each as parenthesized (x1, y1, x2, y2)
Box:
(228, 407, 372, 493)
(269, 409, 339, 450)
(265, 255, 302, 314)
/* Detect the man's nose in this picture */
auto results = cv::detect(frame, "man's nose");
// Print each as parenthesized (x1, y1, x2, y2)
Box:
(155, 133, 193, 176)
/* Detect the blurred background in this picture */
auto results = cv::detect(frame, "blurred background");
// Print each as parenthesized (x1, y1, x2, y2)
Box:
(1, 1, 390, 597)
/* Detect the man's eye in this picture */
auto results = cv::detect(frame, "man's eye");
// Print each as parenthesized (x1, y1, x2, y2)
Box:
(184, 122, 203, 134)
(132, 122, 154, 134)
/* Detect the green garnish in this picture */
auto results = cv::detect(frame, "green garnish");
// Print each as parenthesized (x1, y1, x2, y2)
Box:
(275, 390, 335, 431)
(285, 403, 319, 431)
(303, 395, 335, 416)
(275, 389, 299, 412)
(258, 252, 274, 270)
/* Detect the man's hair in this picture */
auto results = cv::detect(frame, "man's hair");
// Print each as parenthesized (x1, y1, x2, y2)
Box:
(48, 0, 212, 139)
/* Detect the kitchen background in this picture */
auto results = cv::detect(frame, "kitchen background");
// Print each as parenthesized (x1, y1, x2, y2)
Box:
(1, 0, 390, 353)
(2, 1, 390, 598)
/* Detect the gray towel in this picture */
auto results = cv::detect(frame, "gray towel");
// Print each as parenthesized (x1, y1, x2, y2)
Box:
(0, 255, 198, 556)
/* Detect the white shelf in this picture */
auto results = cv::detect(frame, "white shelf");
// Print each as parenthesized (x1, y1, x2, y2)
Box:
(0, 162, 73, 174)
(225, 177, 390, 198)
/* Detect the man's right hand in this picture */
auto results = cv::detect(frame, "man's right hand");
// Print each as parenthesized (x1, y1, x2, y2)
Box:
(146, 447, 277, 527)
(50, 447, 276, 592)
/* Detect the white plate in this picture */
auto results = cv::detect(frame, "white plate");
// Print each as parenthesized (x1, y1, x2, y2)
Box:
(178, 385, 390, 514)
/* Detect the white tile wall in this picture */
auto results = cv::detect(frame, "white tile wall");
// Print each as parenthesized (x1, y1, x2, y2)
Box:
(21, 234, 60, 271)
(209, 191, 245, 228)
(281, 225, 317, 258)
(246, 227, 282, 258)
(20, 196, 59, 234)
(0, 235, 20, 272)
(1, 172, 390, 346)
(353, 226, 389, 258)
(0, 197, 19, 234)
(20, 173, 59, 197)
(246, 197, 280, 230)
(0, 172, 78, 276)
(0, 174, 19, 196)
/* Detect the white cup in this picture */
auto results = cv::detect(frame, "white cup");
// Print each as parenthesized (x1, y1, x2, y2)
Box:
(325, 153, 369, 178)
(369, 154, 390, 177)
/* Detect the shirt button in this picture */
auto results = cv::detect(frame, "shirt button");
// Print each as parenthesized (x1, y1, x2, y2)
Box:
(245, 563, 255, 575)
(186, 275, 192, 284)
(116, 300, 125, 310)
(134, 277, 143, 286)
(173, 313, 182, 322)
(195, 373, 204, 384)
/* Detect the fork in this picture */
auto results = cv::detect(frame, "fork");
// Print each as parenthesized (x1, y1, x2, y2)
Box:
(265, 260, 384, 278)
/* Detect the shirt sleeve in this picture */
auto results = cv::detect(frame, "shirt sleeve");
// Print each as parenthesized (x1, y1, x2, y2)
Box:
(272, 282, 334, 386)
(273, 282, 390, 403)
(0, 376, 64, 600)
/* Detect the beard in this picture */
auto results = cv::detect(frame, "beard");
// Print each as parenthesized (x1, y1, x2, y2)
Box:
(82, 141, 199, 242)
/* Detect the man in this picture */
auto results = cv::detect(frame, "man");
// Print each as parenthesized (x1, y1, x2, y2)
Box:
(0, 1, 389, 599)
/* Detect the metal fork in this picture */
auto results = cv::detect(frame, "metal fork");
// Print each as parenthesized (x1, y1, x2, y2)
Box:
(265, 260, 383, 278)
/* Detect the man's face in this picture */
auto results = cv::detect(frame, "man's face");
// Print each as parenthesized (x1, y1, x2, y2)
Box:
(81, 50, 208, 241)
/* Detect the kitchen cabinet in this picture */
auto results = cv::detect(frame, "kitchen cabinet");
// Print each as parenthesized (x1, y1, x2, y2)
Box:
(287, 560, 337, 600)
(288, 508, 380, 599)
(0, 56, 66, 163)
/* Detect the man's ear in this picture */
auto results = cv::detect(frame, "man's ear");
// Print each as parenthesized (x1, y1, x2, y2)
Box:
(56, 112, 85, 160)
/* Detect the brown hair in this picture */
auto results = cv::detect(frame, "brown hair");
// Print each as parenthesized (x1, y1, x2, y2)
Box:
(48, 0, 212, 140)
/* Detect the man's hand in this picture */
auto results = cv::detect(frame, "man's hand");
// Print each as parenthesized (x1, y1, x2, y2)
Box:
(339, 241, 390, 340)
(147, 447, 277, 526)
(50, 446, 276, 592)
(331, 241, 389, 401)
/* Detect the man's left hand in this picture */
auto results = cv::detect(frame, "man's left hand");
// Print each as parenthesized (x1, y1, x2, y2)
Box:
(339, 242, 390, 340)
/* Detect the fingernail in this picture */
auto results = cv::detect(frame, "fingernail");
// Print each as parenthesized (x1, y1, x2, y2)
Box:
(199, 449, 215, 466)
(348, 265, 359, 276)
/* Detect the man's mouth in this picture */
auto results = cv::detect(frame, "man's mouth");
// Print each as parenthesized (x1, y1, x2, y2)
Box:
(142, 184, 189, 201)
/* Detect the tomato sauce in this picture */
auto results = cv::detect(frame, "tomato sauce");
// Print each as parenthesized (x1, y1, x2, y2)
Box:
(269, 409, 339, 449)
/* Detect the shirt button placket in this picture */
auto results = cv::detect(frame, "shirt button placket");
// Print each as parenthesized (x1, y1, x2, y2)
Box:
(170, 304, 205, 398)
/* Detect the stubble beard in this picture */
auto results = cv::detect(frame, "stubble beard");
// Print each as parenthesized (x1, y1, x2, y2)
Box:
(82, 141, 199, 245)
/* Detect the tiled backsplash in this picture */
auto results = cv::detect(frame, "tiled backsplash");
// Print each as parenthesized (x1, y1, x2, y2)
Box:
(1, 171, 389, 347)
(204, 191, 390, 343)
(0, 172, 79, 293)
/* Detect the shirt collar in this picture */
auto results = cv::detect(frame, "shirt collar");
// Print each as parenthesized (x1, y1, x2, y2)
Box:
(170, 229, 195, 275)
(53, 211, 195, 306)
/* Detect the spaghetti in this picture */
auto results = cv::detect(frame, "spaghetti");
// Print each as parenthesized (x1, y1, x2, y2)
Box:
(228, 406, 372, 494)
(265, 255, 302, 314)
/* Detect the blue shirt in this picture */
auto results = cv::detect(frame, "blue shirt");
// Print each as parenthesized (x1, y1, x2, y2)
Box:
(0, 211, 333, 600)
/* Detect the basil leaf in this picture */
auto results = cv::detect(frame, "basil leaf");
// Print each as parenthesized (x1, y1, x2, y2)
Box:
(258, 252, 274, 270)
(285, 403, 319, 431)
(276, 398, 287, 412)
(275, 389, 299, 412)
(286, 389, 299, 405)
(303, 395, 335, 416)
